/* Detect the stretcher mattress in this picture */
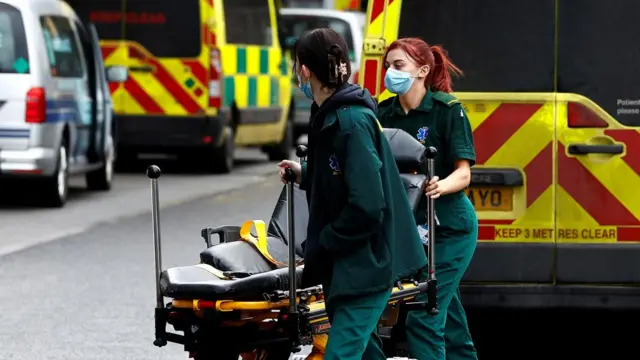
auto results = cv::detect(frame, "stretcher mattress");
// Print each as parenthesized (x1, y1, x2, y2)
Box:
(160, 264, 304, 301)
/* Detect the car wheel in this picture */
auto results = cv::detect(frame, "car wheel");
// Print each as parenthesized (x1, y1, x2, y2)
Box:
(86, 136, 114, 191)
(205, 126, 234, 174)
(41, 142, 69, 208)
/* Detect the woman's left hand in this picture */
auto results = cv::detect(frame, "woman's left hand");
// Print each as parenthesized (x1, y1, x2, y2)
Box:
(425, 176, 447, 199)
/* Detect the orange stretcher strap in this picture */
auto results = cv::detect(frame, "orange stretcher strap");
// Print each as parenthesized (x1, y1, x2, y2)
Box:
(239, 220, 288, 267)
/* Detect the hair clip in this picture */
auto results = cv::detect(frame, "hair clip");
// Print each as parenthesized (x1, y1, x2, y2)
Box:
(338, 62, 348, 76)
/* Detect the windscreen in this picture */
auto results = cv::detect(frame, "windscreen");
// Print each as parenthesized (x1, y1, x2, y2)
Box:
(398, 0, 555, 92)
(558, 0, 640, 127)
(68, 0, 201, 58)
(0, 3, 29, 74)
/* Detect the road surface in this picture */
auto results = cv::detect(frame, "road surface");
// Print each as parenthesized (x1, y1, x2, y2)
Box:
(0, 149, 637, 360)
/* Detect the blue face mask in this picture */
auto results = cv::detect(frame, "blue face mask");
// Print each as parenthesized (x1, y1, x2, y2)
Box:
(384, 68, 416, 95)
(297, 74, 313, 100)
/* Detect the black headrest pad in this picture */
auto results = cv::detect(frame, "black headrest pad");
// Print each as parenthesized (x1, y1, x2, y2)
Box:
(382, 128, 426, 174)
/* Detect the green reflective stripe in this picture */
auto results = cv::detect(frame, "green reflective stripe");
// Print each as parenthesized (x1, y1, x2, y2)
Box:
(237, 48, 247, 74)
(270, 77, 279, 106)
(248, 77, 257, 107)
(223, 76, 235, 107)
(260, 48, 269, 75)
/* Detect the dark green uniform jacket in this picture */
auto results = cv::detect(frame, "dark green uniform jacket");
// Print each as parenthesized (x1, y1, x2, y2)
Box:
(377, 89, 477, 237)
(299, 83, 427, 299)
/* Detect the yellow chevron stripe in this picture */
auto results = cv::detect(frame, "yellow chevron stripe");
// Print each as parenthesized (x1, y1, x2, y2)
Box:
(382, 0, 401, 44)
(129, 66, 186, 114)
(465, 101, 500, 131)
(556, 186, 599, 228)
(120, 91, 145, 114)
(514, 186, 554, 226)
(486, 103, 552, 167)
(160, 59, 203, 102)
(571, 143, 640, 218)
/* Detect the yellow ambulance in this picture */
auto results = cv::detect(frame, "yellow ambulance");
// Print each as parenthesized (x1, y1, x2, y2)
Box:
(67, 0, 293, 173)
(361, 0, 640, 310)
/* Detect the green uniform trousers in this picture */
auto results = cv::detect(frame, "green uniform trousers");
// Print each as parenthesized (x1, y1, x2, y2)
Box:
(323, 287, 392, 360)
(406, 232, 478, 360)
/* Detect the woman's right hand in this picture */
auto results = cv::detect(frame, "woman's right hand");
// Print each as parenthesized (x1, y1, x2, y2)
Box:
(278, 160, 302, 184)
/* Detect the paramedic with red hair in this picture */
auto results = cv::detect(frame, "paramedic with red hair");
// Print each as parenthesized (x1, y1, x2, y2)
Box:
(376, 37, 479, 360)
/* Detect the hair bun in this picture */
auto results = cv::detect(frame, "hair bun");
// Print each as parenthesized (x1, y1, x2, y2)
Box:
(328, 44, 343, 57)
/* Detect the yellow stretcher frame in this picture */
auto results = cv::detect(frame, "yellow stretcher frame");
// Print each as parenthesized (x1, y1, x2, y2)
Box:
(166, 280, 423, 358)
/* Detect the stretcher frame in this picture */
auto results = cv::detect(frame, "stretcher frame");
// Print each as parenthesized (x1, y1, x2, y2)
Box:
(145, 141, 440, 359)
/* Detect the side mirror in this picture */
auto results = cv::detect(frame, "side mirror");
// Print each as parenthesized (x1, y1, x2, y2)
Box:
(105, 65, 128, 83)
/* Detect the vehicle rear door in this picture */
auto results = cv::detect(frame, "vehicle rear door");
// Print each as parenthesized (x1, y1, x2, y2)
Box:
(0, 2, 31, 153)
(366, 0, 558, 285)
(66, 0, 126, 116)
(120, 0, 207, 118)
(555, 0, 640, 285)
(86, 23, 111, 160)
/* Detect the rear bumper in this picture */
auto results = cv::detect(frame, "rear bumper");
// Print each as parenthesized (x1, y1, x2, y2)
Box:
(0, 147, 57, 177)
(115, 114, 225, 151)
(460, 284, 640, 310)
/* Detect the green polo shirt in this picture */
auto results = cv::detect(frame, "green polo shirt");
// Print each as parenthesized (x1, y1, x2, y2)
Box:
(377, 89, 477, 236)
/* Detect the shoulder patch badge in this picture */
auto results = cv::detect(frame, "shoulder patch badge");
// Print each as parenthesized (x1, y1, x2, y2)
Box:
(329, 154, 341, 175)
(416, 127, 429, 144)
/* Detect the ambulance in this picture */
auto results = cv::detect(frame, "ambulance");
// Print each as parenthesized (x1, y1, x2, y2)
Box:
(361, 0, 640, 310)
(67, 0, 294, 173)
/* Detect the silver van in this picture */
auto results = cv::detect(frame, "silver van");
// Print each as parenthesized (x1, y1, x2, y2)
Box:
(0, 0, 127, 207)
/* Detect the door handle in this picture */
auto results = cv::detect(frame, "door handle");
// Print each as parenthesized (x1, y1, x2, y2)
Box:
(128, 65, 154, 73)
(567, 144, 623, 155)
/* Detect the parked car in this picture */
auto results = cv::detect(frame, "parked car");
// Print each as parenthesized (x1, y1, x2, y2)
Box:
(279, 8, 365, 143)
(0, 0, 128, 207)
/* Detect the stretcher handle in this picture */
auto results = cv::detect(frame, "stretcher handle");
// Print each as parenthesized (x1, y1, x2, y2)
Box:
(146, 165, 164, 310)
(284, 147, 307, 315)
(146, 165, 168, 347)
(424, 146, 439, 316)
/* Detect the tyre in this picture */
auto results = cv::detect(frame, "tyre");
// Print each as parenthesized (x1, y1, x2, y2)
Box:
(86, 136, 115, 191)
(41, 142, 69, 208)
(265, 118, 293, 162)
(200, 126, 234, 174)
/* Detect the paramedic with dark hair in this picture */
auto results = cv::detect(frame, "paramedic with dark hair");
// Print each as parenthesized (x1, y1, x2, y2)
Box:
(377, 37, 479, 360)
(278, 29, 427, 360)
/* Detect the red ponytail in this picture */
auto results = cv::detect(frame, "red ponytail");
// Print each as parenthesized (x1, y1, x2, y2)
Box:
(384, 38, 463, 93)
(429, 45, 463, 93)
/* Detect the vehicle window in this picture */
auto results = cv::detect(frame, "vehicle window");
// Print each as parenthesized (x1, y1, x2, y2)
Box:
(281, 14, 355, 62)
(125, 0, 201, 57)
(558, 0, 640, 127)
(398, 0, 555, 92)
(0, 3, 29, 74)
(65, 0, 123, 40)
(40, 16, 86, 78)
(224, 0, 272, 46)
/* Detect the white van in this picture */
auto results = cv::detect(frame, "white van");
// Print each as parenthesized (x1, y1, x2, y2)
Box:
(0, 0, 127, 207)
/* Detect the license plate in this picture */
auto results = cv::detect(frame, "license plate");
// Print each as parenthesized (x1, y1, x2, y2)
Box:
(464, 186, 513, 211)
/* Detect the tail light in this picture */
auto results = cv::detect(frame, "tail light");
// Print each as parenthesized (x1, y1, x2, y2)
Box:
(25, 87, 46, 123)
(209, 47, 222, 109)
(567, 102, 608, 128)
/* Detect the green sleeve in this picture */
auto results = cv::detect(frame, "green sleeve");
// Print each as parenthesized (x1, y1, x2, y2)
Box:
(300, 161, 309, 190)
(318, 126, 386, 253)
(446, 104, 476, 166)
